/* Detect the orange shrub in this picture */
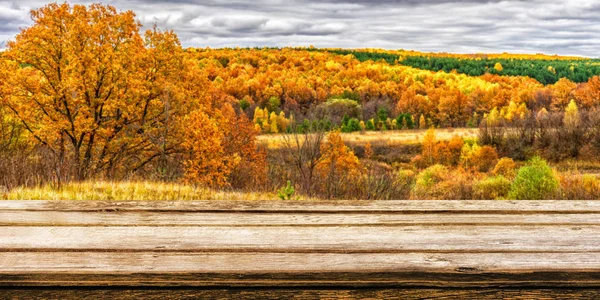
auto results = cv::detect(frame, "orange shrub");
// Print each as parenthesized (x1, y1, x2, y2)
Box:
(411, 165, 474, 199)
(492, 157, 517, 179)
(461, 143, 498, 172)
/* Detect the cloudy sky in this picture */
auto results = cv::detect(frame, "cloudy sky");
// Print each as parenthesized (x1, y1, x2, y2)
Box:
(1, 0, 600, 57)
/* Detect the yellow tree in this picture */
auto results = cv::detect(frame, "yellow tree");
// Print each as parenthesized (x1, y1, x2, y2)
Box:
(4, 3, 186, 179)
(494, 62, 503, 72)
(269, 111, 279, 133)
(564, 99, 580, 129)
(253, 107, 264, 125)
(419, 114, 427, 129)
(422, 127, 436, 165)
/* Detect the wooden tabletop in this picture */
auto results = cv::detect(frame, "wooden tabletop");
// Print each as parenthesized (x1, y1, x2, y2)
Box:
(1, 200, 600, 299)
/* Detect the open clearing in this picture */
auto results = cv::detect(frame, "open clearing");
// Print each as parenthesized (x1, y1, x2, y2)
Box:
(257, 128, 479, 149)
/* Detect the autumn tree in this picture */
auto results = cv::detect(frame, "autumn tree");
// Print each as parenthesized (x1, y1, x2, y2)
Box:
(316, 131, 362, 198)
(183, 110, 237, 187)
(280, 125, 327, 196)
(494, 62, 503, 72)
(3, 3, 186, 179)
(422, 127, 436, 165)
(564, 99, 580, 129)
(217, 104, 267, 189)
(438, 89, 470, 127)
(419, 114, 427, 129)
(269, 112, 279, 133)
(551, 78, 576, 111)
(559, 99, 584, 158)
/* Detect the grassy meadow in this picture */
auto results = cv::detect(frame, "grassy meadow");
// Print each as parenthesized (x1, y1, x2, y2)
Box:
(2, 181, 285, 201)
(257, 128, 478, 149)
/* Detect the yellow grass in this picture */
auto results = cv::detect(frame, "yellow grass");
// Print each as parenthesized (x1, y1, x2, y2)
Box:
(257, 128, 478, 149)
(2, 181, 284, 200)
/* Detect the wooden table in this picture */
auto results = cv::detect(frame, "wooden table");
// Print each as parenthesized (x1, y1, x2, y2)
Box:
(1, 200, 600, 299)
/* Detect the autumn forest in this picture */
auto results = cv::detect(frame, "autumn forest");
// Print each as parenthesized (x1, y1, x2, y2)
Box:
(2, 3, 600, 200)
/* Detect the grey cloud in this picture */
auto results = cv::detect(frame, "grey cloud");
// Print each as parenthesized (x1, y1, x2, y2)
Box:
(1, 0, 600, 57)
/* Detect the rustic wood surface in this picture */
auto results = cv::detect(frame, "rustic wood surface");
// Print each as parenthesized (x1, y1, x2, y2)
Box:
(1, 200, 600, 299)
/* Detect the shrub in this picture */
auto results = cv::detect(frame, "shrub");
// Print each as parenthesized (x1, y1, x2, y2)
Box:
(239, 98, 250, 111)
(473, 175, 511, 199)
(341, 118, 361, 132)
(331, 90, 361, 102)
(277, 180, 295, 200)
(559, 173, 600, 200)
(412, 165, 474, 199)
(267, 96, 281, 112)
(393, 169, 416, 198)
(366, 119, 376, 130)
(396, 113, 414, 129)
(315, 98, 361, 126)
(492, 157, 517, 179)
(472, 145, 498, 172)
(433, 136, 464, 166)
(447, 136, 464, 166)
(461, 143, 498, 172)
(508, 156, 559, 200)
(436, 168, 474, 200)
(411, 164, 448, 199)
(377, 107, 389, 122)
(410, 154, 427, 169)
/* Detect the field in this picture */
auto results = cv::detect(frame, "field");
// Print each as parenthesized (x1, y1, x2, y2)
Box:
(257, 128, 478, 149)
(2, 181, 286, 201)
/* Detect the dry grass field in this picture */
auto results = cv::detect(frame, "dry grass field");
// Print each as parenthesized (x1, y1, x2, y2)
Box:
(2, 181, 286, 201)
(257, 128, 478, 149)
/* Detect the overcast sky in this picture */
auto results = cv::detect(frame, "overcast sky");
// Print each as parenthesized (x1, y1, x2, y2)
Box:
(1, 0, 599, 57)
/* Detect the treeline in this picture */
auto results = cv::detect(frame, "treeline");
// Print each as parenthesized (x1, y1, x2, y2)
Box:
(319, 49, 400, 65)
(400, 56, 600, 84)
(317, 49, 600, 84)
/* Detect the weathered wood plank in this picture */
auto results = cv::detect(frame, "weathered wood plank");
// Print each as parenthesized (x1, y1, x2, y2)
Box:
(0, 226, 596, 252)
(2, 200, 600, 212)
(2, 211, 600, 226)
(1, 200, 599, 296)
(2, 252, 600, 274)
(2, 270, 600, 288)
(4, 288, 599, 300)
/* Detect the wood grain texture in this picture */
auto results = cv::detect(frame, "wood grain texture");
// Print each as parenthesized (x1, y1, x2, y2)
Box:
(1, 200, 599, 299)
(4, 288, 600, 300)
(3, 211, 600, 226)
(3, 200, 600, 212)
(0, 225, 597, 252)
(2, 252, 600, 275)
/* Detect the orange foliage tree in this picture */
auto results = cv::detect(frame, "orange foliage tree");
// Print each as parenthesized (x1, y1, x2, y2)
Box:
(316, 131, 363, 198)
(0, 3, 267, 189)
(182, 110, 236, 187)
(182, 103, 266, 188)
(3, 3, 187, 179)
